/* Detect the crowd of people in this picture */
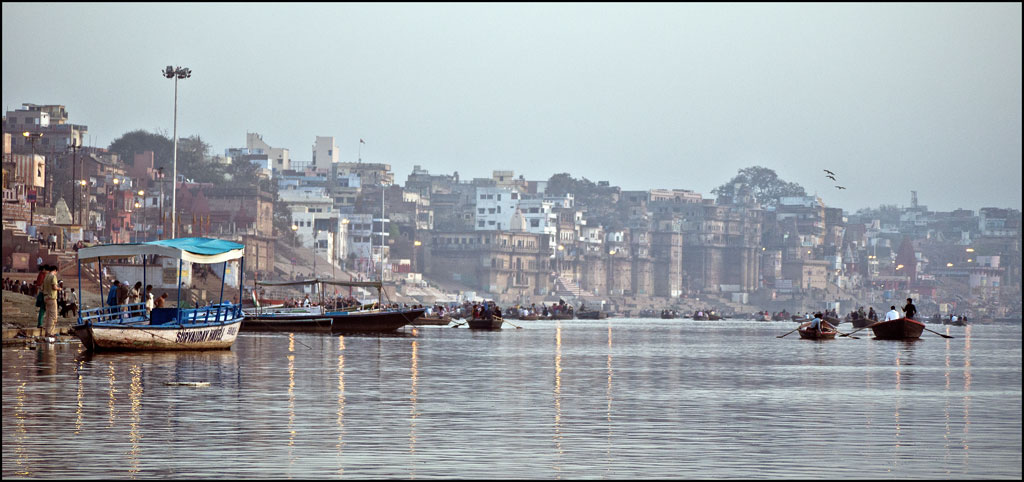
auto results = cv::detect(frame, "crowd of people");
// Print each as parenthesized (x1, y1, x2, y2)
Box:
(2, 265, 77, 342)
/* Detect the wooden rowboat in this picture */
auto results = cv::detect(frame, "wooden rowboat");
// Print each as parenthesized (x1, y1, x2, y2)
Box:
(798, 322, 838, 340)
(411, 315, 452, 326)
(869, 317, 925, 340)
(576, 309, 608, 319)
(467, 316, 504, 330)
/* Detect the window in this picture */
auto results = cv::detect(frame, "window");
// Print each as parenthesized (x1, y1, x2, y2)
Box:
(531, 219, 539, 227)
(479, 221, 485, 227)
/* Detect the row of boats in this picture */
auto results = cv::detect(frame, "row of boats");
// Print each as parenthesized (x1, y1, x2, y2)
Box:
(65, 237, 960, 352)
(69, 238, 427, 352)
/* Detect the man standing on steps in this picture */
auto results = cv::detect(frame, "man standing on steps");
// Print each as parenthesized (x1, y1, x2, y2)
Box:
(42, 264, 60, 341)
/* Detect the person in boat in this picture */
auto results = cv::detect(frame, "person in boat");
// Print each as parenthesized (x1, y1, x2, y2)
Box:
(144, 285, 155, 318)
(884, 306, 900, 321)
(807, 312, 826, 333)
(302, 294, 311, 307)
(129, 281, 142, 307)
(902, 298, 917, 320)
(106, 280, 121, 320)
(154, 292, 168, 309)
(868, 307, 877, 322)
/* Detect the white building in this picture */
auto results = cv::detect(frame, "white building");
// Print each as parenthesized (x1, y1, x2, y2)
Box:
(312, 136, 339, 173)
(247, 132, 290, 172)
(346, 213, 390, 278)
(474, 186, 520, 231)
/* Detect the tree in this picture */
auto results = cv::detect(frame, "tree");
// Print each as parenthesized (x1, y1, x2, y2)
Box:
(107, 130, 173, 171)
(712, 166, 806, 207)
(108, 131, 222, 183)
(545, 173, 623, 228)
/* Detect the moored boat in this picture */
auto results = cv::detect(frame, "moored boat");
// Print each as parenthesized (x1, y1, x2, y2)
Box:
(72, 237, 247, 351)
(823, 316, 842, 327)
(411, 315, 452, 326)
(869, 317, 925, 340)
(576, 309, 608, 319)
(329, 307, 426, 333)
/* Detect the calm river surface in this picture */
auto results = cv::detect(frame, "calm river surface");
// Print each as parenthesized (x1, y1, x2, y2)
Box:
(3, 319, 1021, 479)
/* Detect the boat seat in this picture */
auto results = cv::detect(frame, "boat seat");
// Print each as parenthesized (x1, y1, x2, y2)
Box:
(151, 308, 178, 325)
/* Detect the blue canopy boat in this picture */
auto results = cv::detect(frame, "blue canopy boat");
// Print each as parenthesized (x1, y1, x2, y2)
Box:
(72, 237, 246, 351)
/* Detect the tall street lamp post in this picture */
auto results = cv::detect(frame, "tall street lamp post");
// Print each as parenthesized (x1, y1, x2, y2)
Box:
(157, 166, 165, 239)
(23, 131, 43, 228)
(312, 229, 319, 278)
(162, 65, 191, 239)
(138, 190, 146, 241)
(291, 224, 298, 280)
(69, 138, 82, 224)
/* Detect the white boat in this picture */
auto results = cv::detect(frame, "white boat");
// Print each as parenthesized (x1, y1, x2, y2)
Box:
(72, 237, 247, 351)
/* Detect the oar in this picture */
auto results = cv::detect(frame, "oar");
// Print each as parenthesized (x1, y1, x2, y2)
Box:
(451, 319, 468, 328)
(923, 326, 954, 339)
(839, 322, 881, 337)
(501, 317, 522, 329)
(777, 323, 808, 338)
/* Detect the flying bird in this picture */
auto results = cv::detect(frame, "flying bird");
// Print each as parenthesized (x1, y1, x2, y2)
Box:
(823, 169, 835, 175)
(826, 175, 836, 181)
(835, 186, 846, 190)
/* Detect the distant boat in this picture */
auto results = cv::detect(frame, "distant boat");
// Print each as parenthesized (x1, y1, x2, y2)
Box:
(411, 314, 452, 326)
(72, 237, 246, 351)
(467, 316, 505, 330)
(869, 317, 925, 340)
(576, 309, 608, 319)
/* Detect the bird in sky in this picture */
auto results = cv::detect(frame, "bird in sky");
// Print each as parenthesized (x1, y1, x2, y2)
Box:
(835, 186, 846, 190)
(823, 169, 835, 175)
(826, 175, 836, 181)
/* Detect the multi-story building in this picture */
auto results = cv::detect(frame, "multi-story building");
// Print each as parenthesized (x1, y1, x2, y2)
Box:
(428, 222, 551, 299)
(474, 186, 520, 231)
(246, 132, 290, 172)
(311, 136, 339, 173)
(776, 195, 826, 250)
(3, 104, 87, 154)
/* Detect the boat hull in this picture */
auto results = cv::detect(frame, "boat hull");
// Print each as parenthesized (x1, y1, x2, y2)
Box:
(467, 317, 504, 329)
(411, 315, 452, 326)
(241, 316, 333, 333)
(73, 319, 242, 351)
(870, 318, 925, 340)
(329, 308, 425, 334)
(576, 310, 608, 319)
(798, 327, 838, 340)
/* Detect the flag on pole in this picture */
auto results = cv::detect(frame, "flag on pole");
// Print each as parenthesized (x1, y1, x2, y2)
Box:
(360, 139, 365, 144)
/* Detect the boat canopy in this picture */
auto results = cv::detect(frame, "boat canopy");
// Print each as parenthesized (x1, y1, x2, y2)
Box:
(256, 278, 383, 289)
(77, 237, 245, 264)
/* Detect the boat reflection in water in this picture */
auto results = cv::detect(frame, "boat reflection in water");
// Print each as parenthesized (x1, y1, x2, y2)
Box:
(1, 320, 1019, 479)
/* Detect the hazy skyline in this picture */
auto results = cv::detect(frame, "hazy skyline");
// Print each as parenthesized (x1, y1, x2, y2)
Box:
(3, 3, 1021, 212)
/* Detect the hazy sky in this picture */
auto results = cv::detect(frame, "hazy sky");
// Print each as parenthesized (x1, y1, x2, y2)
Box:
(3, 3, 1021, 212)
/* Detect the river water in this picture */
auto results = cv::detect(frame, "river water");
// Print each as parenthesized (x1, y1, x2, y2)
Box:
(3, 319, 1021, 479)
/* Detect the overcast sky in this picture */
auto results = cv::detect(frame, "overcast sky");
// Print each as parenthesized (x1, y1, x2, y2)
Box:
(3, 3, 1021, 212)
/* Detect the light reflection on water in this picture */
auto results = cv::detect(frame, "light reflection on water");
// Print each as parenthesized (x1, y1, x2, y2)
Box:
(2, 319, 1021, 479)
